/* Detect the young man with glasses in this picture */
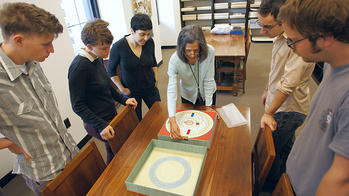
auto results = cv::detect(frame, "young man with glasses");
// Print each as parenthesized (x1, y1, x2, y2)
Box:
(279, 0, 349, 195)
(258, 0, 315, 191)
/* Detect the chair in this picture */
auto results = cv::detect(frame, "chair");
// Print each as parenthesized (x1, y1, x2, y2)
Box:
(252, 126, 276, 195)
(40, 141, 106, 196)
(272, 173, 294, 196)
(107, 105, 139, 154)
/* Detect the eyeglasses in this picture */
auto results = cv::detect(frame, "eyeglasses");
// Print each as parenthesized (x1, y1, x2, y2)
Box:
(185, 49, 200, 55)
(286, 37, 307, 49)
(257, 20, 278, 31)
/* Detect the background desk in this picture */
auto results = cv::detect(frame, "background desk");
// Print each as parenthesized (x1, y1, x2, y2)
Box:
(87, 102, 252, 196)
(204, 31, 248, 96)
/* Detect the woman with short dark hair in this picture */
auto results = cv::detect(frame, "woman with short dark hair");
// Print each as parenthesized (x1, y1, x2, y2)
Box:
(167, 25, 217, 140)
(108, 13, 161, 121)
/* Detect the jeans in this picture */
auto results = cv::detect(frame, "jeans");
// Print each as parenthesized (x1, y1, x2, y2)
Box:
(83, 123, 114, 164)
(123, 87, 161, 121)
(21, 174, 51, 196)
(263, 111, 306, 191)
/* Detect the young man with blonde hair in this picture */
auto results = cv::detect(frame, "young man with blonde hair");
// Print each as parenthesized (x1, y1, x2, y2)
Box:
(278, 0, 349, 195)
(0, 2, 78, 195)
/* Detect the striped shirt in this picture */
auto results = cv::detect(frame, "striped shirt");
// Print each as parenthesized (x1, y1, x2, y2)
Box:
(0, 46, 79, 181)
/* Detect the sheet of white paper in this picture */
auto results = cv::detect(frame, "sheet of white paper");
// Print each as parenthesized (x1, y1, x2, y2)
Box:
(216, 103, 247, 128)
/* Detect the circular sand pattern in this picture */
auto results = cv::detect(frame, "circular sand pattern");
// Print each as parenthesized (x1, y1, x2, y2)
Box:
(149, 156, 191, 189)
(166, 110, 213, 138)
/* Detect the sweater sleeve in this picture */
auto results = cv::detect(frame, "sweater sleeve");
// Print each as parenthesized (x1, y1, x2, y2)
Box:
(149, 39, 158, 67)
(167, 54, 179, 117)
(110, 84, 127, 105)
(68, 57, 109, 132)
(108, 42, 121, 77)
(203, 45, 217, 106)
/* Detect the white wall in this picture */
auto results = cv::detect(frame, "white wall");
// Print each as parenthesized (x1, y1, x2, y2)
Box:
(97, 0, 129, 41)
(98, 0, 163, 63)
(0, 0, 86, 178)
(0, 27, 14, 179)
(157, 0, 181, 46)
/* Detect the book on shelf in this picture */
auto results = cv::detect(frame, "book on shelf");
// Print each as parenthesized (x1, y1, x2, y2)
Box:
(197, 13, 212, 20)
(214, 12, 229, 19)
(197, 6, 211, 10)
(230, 13, 245, 19)
(182, 14, 197, 21)
(214, 2, 229, 9)
(230, 1, 247, 8)
(181, 6, 196, 12)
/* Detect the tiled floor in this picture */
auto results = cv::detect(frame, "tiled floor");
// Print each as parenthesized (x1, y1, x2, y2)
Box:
(1, 43, 317, 196)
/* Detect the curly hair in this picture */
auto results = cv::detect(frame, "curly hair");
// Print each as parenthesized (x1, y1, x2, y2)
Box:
(81, 19, 113, 46)
(0, 2, 63, 40)
(279, 0, 349, 43)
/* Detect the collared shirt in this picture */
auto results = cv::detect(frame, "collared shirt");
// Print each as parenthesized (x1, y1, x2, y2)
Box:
(79, 48, 96, 62)
(265, 33, 315, 114)
(167, 45, 216, 117)
(0, 45, 78, 181)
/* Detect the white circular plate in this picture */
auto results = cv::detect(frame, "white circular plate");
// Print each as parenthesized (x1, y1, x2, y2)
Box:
(166, 110, 214, 138)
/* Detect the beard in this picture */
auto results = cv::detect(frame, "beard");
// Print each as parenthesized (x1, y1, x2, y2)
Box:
(300, 42, 323, 63)
(311, 42, 322, 53)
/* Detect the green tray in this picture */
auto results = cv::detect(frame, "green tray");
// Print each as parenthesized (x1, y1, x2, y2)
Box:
(125, 139, 207, 196)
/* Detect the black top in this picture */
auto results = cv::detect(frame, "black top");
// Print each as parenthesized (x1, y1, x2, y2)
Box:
(68, 55, 127, 132)
(108, 35, 157, 95)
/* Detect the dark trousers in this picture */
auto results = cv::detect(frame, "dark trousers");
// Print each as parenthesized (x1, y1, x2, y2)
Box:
(181, 92, 217, 106)
(263, 111, 306, 192)
(83, 123, 114, 164)
(124, 87, 161, 121)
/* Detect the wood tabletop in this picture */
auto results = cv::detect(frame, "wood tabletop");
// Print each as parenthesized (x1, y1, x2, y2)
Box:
(87, 102, 252, 196)
(204, 31, 245, 57)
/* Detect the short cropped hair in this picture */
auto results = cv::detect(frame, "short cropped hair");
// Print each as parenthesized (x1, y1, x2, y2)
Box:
(258, 0, 286, 21)
(131, 13, 152, 31)
(0, 2, 63, 40)
(81, 19, 113, 46)
(177, 25, 208, 64)
(278, 0, 349, 43)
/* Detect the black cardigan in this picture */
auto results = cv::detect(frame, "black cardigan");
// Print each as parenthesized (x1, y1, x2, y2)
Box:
(108, 36, 157, 95)
(68, 55, 127, 132)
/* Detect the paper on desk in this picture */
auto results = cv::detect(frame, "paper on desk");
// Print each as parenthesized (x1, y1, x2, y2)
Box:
(216, 103, 247, 128)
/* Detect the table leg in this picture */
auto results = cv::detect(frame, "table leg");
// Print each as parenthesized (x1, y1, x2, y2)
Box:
(233, 58, 239, 96)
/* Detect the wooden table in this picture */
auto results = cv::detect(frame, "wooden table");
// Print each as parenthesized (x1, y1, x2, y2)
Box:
(204, 31, 246, 96)
(87, 102, 252, 196)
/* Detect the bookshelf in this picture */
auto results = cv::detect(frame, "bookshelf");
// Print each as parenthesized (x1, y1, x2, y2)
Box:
(247, 0, 274, 42)
(179, 0, 250, 31)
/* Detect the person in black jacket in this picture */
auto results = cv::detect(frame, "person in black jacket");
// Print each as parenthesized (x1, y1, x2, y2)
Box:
(108, 13, 161, 121)
(68, 19, 137, 164)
